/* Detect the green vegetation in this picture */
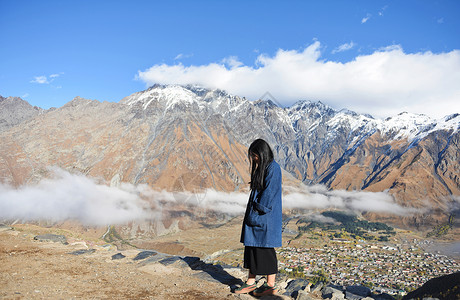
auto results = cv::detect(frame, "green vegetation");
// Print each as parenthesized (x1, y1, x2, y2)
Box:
(103, 225, 136, 247)
(279, 266, 307, 279)
(310, 269, 330, 285)
(297, 211, 395, 241)
(280, 266, 331, 285)
(427, 214, 455, 238)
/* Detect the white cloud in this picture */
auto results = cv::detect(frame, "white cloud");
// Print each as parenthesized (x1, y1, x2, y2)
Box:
(174, 53, 193, 60)
(282, 184, 422, 216)
(221, 56, 243, 68)
(136, 41, 460, 118)
(30, 76, 49, 84)
(378, 5, 388, 16)
(0, 168, 153, 226)
(30, 73, 63, 85)
(361, 13, 372, 23)
(0, 168, 423, 226)
(332, 42, 356, 54)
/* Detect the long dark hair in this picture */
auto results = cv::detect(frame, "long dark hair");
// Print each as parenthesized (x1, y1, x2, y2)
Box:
(248, 139, 274, 191)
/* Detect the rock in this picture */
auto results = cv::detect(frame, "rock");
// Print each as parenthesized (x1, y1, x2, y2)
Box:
(192, 263, 242, 285)
(69, 241, 88, 248)
(222, 266, 247, 281)
(159, 256, 191, 269)
(322, 284, 344, 298)
(276, 278, 292, 294)
(235, 294, 253, 300)
(0, 96, 44, 131)
(171, 256, 200, 268)
(296, 289, 314, 300)
(111, 253, 126, 260)
(373, 293, 396, 300)
(0, 224, 13, 232)
(349, 286, 370, 295)
(99, 244, 114, 251)
(261, 295, 291, 300)
(403, 272, 460, 300)
(192, 270, 240, 285)
(310, 282, 323, 293)
(68, 249, 96, 255)
(133, 250, 157, 261)
(346, 285, 371, 298)
(34, 234, 67, 244)
(345, 292, 363, 300)
(136, 252, 173, 266)
(331, 291, 345, 300)
(283, 279, 311, 298)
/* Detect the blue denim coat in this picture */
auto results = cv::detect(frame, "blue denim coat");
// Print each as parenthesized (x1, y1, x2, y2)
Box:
(240, 160, 282, 248)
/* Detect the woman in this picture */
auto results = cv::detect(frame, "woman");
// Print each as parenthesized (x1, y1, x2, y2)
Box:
(235, 139, 282, 296)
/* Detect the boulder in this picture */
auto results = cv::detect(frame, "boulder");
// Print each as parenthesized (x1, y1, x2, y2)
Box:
(34, 234, 67, 244)
(345, 285, 371, 300)
(235, 294, 253, 300)
(133, 250, 157, 261)
(373, 292, 396, 300)
(296, 289, 314, 300)
(331, 291, 345, 300)
(322, 284, 344, 298)
(0, 224, 12, 232)
(260, 295, 291, 300)
(311, 282, 323, 293)
(68, 249, 96, 255)
(159, 256, 192, 269)
(111, 253, 126, 260)
(283, 279, 311, 298)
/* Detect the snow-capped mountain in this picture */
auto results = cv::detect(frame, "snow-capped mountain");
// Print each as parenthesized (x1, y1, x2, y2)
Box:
(1, 85, 459, 220)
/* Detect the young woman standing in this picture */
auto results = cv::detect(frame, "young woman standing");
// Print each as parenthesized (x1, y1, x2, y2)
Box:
(235, 139, 282, 296)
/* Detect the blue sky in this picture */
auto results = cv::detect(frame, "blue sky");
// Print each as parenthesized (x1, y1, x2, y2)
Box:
(1, 0, 459, 118)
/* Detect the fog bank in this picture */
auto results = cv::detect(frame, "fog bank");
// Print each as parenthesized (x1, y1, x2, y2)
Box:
(0, 168, 425, 225)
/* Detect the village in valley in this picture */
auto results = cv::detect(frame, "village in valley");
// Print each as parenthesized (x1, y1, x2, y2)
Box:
(277, 240, 459, 295)
(274, 211, 460, 296)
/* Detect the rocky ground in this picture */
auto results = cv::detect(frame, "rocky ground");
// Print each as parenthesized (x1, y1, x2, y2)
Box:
(1, 223, 314, 300)
(0, 224, 243, 299)
(1, 223, 456, 300)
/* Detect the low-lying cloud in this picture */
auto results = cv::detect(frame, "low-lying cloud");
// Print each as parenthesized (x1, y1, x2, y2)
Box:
(0, 168, 153, 226)
(0, 168, 424, 226)
(137, 41, 460, 119)
(283, 185, 422, 216)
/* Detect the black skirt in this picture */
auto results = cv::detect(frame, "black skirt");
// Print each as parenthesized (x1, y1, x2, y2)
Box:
(243, 246, 278, 275)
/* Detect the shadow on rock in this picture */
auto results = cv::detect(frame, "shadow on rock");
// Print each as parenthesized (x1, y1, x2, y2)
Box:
(178, 256, 244, 287)
(135, 252, 244, 288)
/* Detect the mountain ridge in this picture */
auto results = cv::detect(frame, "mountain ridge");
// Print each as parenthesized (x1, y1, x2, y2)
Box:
(0, 85, 458, 225)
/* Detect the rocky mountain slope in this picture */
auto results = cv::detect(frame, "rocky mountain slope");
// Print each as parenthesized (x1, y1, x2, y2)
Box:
(0, 85, 458, 218)
(0, 96, 44, 132)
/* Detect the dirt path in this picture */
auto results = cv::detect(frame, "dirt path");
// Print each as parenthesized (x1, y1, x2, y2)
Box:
(0, 226, 240, 299)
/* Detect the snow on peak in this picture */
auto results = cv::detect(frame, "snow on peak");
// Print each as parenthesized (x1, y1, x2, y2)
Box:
(121, 84, 204, 110)
(374, 112, 459, 141)
(121, 84, 249, 112)
(287, 100, 337, 123)
(119, 85, 459, 142)
(289, 100, 334, 113)
(327, 110, 377, 133)
(379, 112, 434, 140)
